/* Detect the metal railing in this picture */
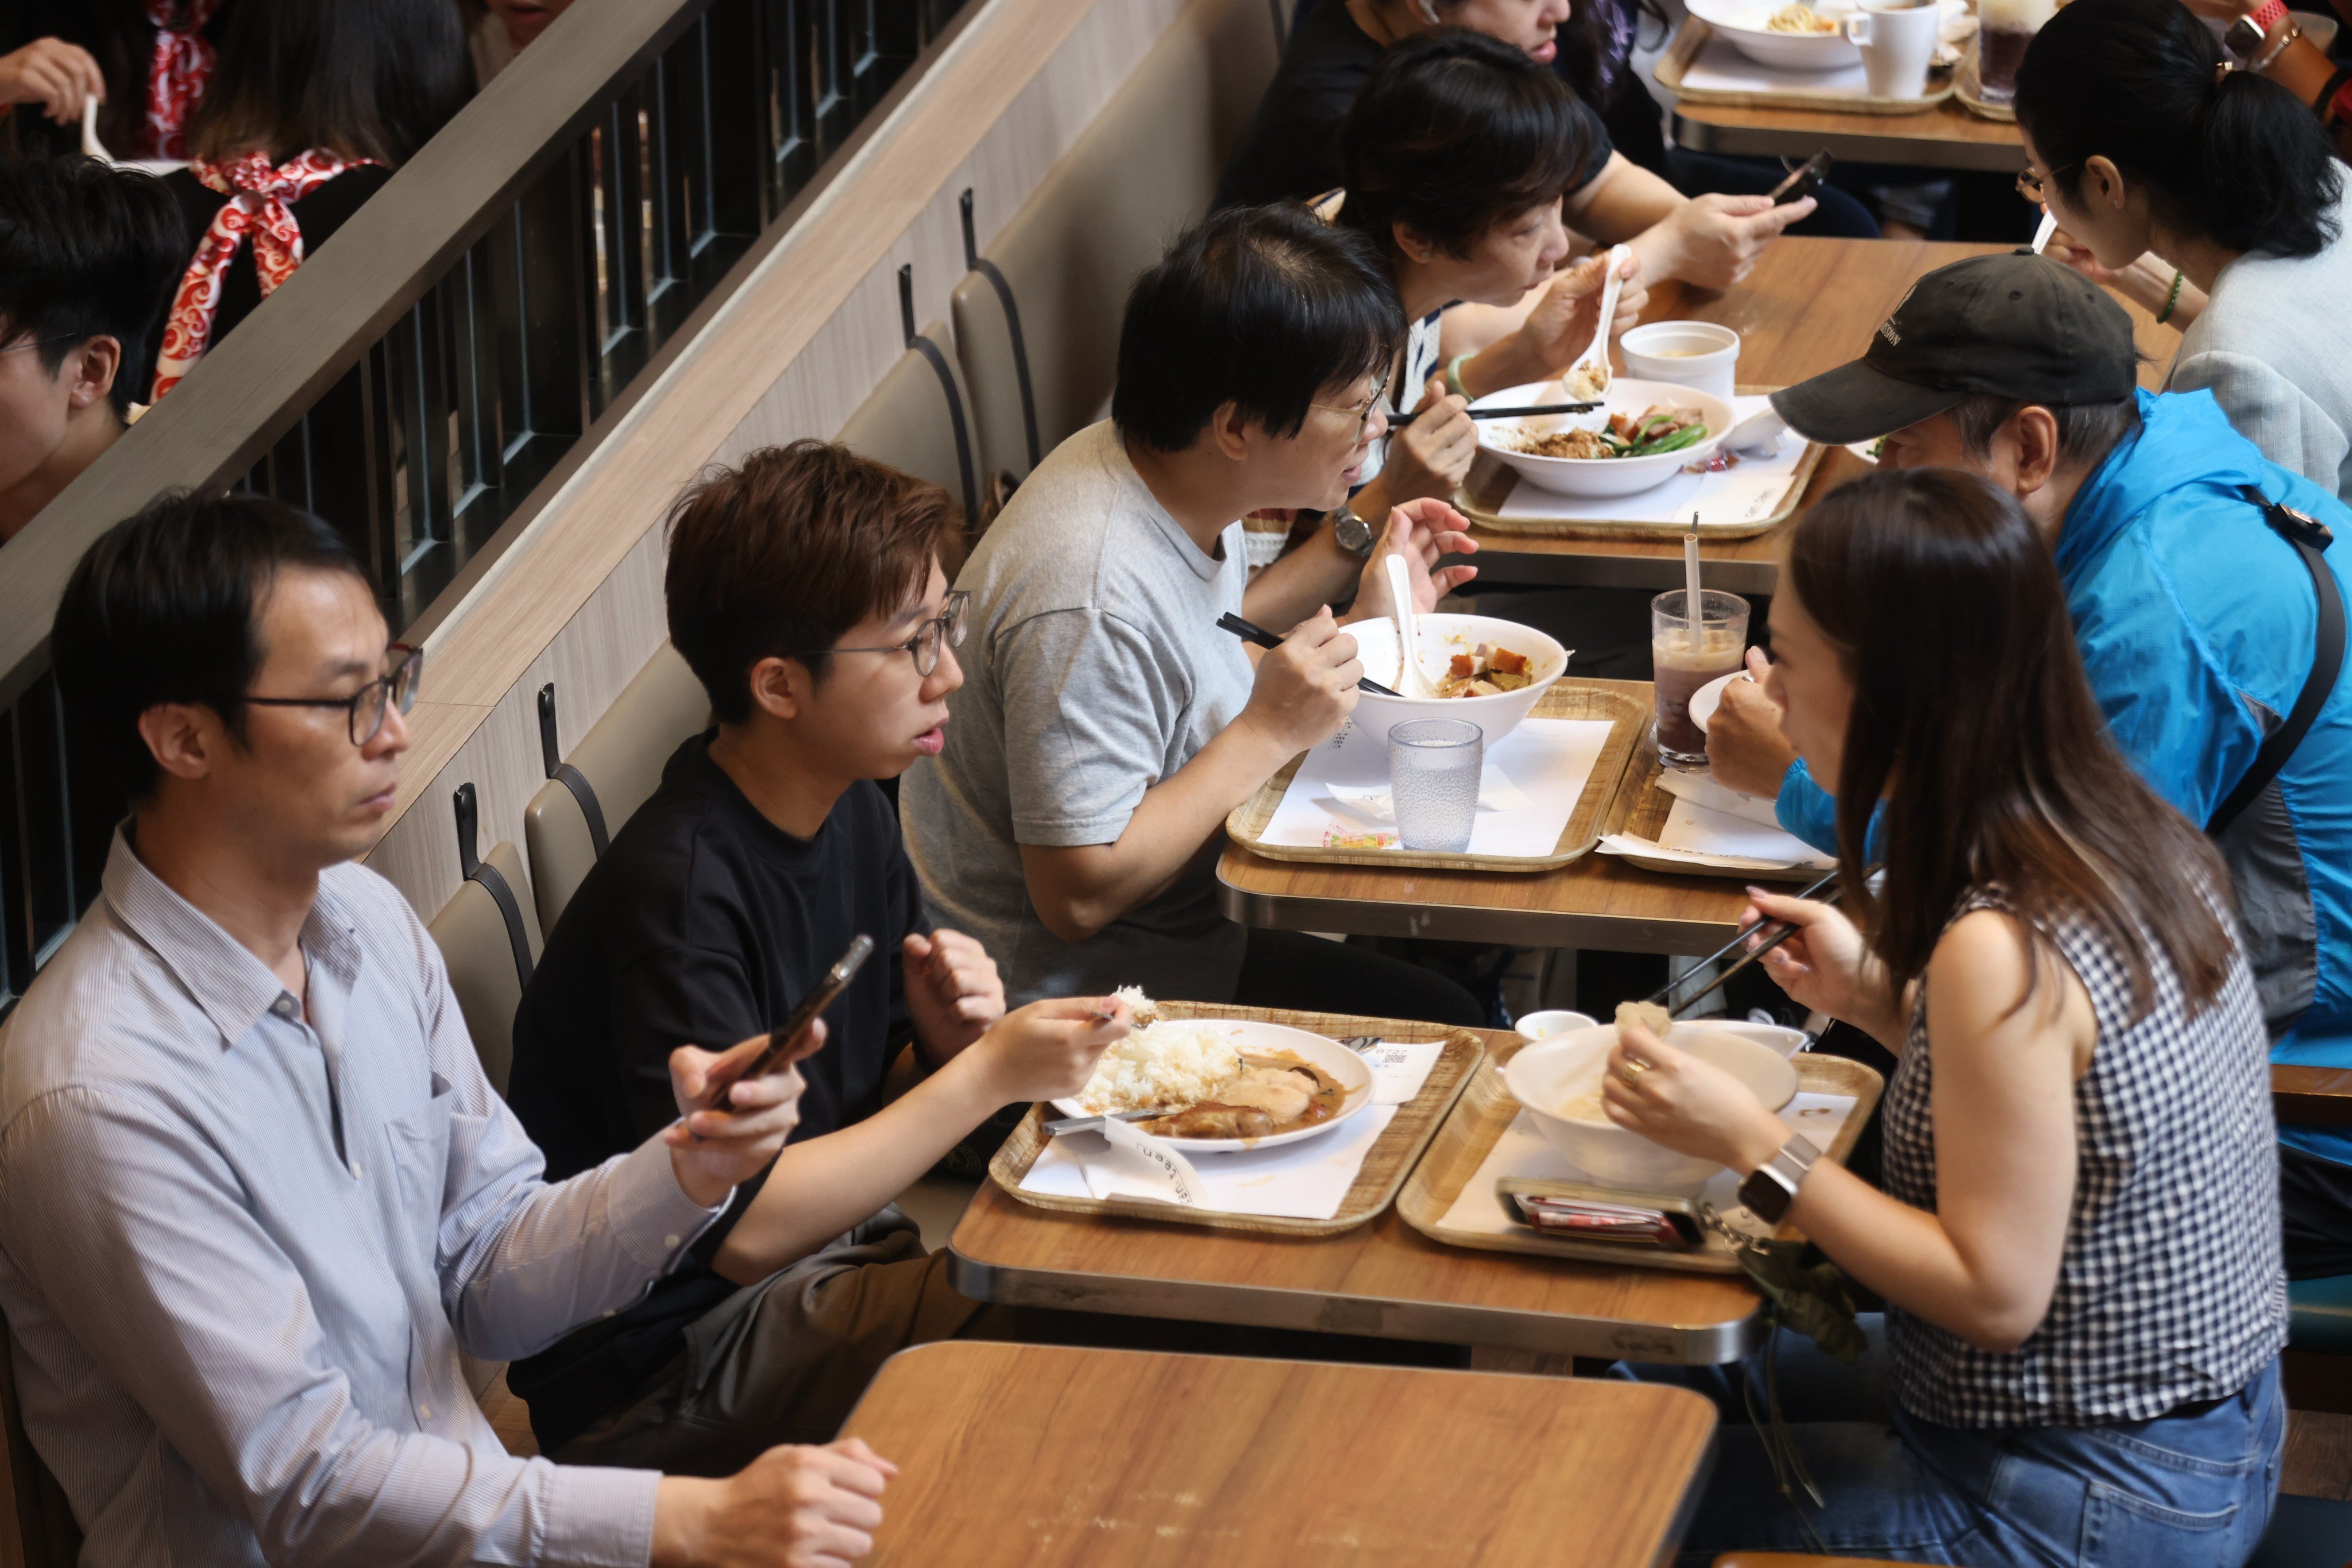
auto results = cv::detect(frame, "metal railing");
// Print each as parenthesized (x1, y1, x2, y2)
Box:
(0, 0, 972, 1011)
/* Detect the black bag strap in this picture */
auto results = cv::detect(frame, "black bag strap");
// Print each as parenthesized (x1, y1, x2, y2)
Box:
(538, 683, 610, 858)
(454, 783, 535, 990)
(961, 188, 1040, 470)
(899, 265, 980, 527)
(2207, 485, 2344, 837)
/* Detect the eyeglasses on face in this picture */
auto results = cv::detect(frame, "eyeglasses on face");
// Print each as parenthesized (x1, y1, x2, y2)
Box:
(238, 644, 423, 745)
(1308, 365, 1396, 445)
(800, 590, 970, 677)
(2015, 163, 2079, 207)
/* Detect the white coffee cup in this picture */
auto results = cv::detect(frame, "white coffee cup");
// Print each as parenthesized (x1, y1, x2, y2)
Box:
(1844, 0, 1938, 100)
(1619, 321, 1740, 406)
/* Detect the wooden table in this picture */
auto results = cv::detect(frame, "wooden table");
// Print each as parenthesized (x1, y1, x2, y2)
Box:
(1671, 96, 2022, 172)
(840, 1342, 1721, 1567)
(1467, 238, 2185, 594)
(949, 1023, 1768, 1363)
(1218, 679, 1755, 954)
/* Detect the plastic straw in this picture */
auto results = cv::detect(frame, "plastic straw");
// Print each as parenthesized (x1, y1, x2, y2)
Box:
(1683, 525, 1702, 652)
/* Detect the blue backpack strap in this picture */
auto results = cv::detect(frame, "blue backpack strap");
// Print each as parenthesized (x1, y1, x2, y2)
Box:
(2207, 486, 2344, 837)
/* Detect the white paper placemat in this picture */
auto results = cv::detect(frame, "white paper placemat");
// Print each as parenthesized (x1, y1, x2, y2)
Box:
(1435, 1092, 1859, 1241)
(1679, 33, 1878, 96)
(1658, 795, 1832, 867)
(1019, 1104, 1400, 1221)
(1490, 396, 1812, 529)
(1257, 716, 1616, 858)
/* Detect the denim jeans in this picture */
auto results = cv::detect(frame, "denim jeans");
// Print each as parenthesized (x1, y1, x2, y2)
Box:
(1619, 1318, 2284, 1567)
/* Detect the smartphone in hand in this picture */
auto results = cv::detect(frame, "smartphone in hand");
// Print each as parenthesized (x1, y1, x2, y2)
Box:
(700, 933, 873, 1111)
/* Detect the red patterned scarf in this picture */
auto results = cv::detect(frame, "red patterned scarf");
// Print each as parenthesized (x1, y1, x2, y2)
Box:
(141, 0, 223, 161)
(151, 151, 380, 400)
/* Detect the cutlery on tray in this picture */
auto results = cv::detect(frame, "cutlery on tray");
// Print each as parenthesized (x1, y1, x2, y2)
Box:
(1043, 1108, 1169, 1137)
(1215, 611, 1402, 697)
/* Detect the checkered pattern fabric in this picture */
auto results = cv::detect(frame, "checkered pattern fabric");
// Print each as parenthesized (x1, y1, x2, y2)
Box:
(1881, 889, 2288, 1428)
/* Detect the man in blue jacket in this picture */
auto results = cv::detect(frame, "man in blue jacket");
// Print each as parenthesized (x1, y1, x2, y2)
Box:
(1707, 253, 2352, 1276)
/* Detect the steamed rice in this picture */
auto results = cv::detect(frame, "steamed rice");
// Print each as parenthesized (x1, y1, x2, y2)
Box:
(1075, 1018, 1243, 1114)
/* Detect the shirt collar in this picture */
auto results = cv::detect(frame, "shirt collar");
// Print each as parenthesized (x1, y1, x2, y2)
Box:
(100, 826, 367, 1048)
(1103, 426, 1233, 585)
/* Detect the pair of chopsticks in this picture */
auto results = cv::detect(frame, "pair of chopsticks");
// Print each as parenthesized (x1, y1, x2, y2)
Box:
(1388, 400, 1601, 430)
(1643, 867, 1847, 1020)
(1215, 612, 1401, 697)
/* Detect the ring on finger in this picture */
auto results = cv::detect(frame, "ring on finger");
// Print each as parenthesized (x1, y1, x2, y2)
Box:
(1619, 1057, 1651, 1086)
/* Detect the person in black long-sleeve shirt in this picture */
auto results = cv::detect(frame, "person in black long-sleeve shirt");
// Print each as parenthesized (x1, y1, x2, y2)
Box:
(505, 441, 1130, 1472)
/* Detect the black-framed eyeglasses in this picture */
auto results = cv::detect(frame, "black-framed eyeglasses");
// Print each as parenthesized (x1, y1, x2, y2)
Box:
(238, 643, 423, 744)
(2015, 162, 2078, 207)
(1308, 365, 1396, 445)
(801, 591, 969, 677)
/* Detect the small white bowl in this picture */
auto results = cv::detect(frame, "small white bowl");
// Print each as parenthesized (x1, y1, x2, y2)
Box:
(1504, 1024, 1799, 1195)
(1704, 1019, 1810, 1059)
(1685, 0, 1862, 69)
(1515, 1009, 1599, 1043)
(1476, 379, 1734, 500)
(1620, 322, 1740, 407)
(1345, 612, 1569, 751)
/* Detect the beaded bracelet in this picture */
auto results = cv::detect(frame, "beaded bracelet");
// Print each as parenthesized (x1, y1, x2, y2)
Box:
(2156, 269, 2187, 326)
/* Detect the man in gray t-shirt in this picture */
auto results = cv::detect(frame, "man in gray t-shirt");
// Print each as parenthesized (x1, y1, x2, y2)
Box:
(903, 207, 1569, 1018)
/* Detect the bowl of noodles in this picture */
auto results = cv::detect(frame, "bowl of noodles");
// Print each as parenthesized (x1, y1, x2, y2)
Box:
(1475, 379, 1735, 500)
(1683, 0, 1861, 69)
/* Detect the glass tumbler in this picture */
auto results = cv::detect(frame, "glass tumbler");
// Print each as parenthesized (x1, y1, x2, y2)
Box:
(1651, 589, 1749, 768)
(1389, 718, 1484, 852)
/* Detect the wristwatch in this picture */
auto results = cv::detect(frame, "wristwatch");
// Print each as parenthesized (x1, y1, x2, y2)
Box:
(1330, 503, 1377, 561)
(2226, 0, 2288, 58)
(1737, 1133, 1821, 1226)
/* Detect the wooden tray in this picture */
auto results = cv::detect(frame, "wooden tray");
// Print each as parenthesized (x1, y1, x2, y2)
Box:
(988, 1003, 1485, 1236)
(1599, 743, 1828, 884)
(1397, 1034, 1883, 1273)
(1655, 20, 1957, 114)
(1953, 41, 2015, 121)
(1457, 384, 1826, 539)
(1224, 681, 1646, 872)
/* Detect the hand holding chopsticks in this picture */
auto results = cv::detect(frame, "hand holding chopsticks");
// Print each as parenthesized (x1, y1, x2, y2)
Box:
(1387, 400, 1601, 430)
(1216, 612, 1401, 697)
(1643, 867, 1848, 1021)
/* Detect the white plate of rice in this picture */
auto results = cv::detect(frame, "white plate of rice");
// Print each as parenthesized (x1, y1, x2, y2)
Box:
(1053, 1016, 1376, 1153)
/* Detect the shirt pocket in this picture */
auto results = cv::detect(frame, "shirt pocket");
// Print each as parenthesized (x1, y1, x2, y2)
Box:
(383, 1076, 458, 1263)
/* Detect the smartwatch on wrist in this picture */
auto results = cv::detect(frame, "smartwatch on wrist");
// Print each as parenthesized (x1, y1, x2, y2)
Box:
(1331, 502, 1377, 561)
(1737, 1133, 1821, 1226)
(2226, 0, 2289, 57)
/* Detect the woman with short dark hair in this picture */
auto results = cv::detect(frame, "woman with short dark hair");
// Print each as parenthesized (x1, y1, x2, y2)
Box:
(2016, 0, 2352, 499)
(146, 0, 465, 397)
(1611, 466, 2288, 1563)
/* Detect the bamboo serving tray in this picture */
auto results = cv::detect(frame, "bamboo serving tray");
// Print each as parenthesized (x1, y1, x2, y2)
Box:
(988, 1003, 1485, 1237)
(1952, 42, 2015, 121)
(1457, 385, 1826, 539)
(1223, 681, 1646, 872)
(1600, 743, 1828, 884)
(1655, 20, 1957, 114)
(1396, 1034, 1883, 1273)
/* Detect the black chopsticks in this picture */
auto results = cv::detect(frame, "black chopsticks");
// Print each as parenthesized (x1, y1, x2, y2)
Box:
(1389, 400, 1602, 430)
(1644, 867, 1848, 1020)
(1215, 612, 1401, 697)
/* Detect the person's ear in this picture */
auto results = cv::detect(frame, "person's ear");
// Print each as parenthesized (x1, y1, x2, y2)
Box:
(2010, 405, 2061, 496)
(138, 701, 225, 784)
(2080, 156, 2128, 215)
(64, 335, 122, 415)
(745, 655, 808, 723)
(1207, 399, 1252, 463)
(1392, 219, 1436, 267)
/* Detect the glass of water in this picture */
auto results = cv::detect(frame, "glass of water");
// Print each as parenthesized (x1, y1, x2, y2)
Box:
(1389, 718, 1484, 852)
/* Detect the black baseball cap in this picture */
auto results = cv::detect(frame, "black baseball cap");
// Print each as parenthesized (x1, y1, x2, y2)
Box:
(1769, 253, 2139, 446)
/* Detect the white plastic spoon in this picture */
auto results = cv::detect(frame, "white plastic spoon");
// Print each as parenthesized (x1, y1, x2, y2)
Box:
(1563, 244, 1633, 402)
(1384, 551, 1432, 697)
(82, 97, 113, 164)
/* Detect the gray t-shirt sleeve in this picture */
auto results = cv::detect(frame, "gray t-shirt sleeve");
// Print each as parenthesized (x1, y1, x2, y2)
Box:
(999, 605, 1195, 847)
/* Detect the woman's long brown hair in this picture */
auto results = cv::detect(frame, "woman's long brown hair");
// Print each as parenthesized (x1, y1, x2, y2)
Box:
(1786, 467, 2233, 1019)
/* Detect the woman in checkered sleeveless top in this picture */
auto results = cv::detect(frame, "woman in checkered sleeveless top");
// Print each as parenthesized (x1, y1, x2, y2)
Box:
(1611, 467, 2287, 1566)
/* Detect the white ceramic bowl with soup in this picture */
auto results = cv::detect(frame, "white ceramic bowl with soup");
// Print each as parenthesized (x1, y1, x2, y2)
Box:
(1620, 322, 1741, 405)
(1345, 612, 1569, 751)
(1474, 379, 1734, 500)
(1683, 0, 1862, 69)
(1503, 1024, 1799, 1194)
(1514, 1009, 1598, 1043)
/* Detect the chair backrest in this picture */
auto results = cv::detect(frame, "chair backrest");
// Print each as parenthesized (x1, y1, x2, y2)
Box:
(951, 0, 1279, 488)
(523, 643, 709, 938)
(837, 308, 982, 534)
(430, 816, 540, 1096)
(0, 1312, 80, 1568)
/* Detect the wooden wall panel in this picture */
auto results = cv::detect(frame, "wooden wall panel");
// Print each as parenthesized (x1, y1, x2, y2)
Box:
(369, 0, 1258, 921)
